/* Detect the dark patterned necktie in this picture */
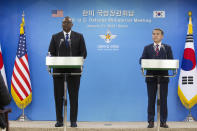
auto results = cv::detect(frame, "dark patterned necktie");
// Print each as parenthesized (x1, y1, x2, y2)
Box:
(65, 34, 69, 47)
(155, 44, 159, 56)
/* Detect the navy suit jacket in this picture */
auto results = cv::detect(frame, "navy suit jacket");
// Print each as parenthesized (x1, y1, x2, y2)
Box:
(48, 31, 87, 75)
(140, 43, 173, 83)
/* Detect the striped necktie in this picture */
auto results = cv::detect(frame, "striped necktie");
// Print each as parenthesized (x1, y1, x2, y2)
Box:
(155, 44, 159, 56)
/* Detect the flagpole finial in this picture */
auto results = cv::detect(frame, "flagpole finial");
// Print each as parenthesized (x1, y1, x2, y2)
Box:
(187, 11, 193, 35)
(188, 11, 192, 17)
(20, 11, 25, 35)
(22, 11, 25, 17)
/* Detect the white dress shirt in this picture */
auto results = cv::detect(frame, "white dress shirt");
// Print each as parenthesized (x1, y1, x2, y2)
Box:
(153, 42, 162, 51)
(63, 30, 71, 40)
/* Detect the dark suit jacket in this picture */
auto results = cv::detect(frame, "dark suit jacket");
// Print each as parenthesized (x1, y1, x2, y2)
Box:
(0, 72, 11, 108)
(48, 31, 87, 75)
(140, 43, 173, 83)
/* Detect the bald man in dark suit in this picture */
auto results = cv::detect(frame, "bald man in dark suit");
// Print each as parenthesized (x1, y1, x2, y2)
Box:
(48, 16, 87, 128)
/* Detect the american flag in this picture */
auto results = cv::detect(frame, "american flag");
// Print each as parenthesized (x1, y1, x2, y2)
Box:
(52, 10, 64, 17)
(11, 15, 32, 109)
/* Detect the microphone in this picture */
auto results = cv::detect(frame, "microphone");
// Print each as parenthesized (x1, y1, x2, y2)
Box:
(58, 39, 64, 56)
(47, 52, 51, 73)
(68, 38, 72, 56)
(161, 45, 167, 59)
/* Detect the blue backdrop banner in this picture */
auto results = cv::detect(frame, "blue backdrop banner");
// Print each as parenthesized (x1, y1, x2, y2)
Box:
(0, 0, 197, 121)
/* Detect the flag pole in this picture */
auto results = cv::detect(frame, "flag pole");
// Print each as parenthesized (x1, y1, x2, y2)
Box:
(22, 11, 25, 17)
(17, 108, 30, 121)
(15, 11, 30, 121)
(185, 109, 195, 122)
(183, 11, 196, 122)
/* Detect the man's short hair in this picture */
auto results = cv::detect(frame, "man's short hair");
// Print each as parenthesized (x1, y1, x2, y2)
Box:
(63, 16, 72, 22)
(153, 28, 164, 35)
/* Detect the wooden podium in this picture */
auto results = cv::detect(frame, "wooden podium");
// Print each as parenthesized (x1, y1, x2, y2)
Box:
(46, 56, 84, 131)
(141, 59, 179, 131)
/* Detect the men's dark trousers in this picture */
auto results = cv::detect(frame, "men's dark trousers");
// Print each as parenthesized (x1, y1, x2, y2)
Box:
(147, 82, 168, 123)
(53, 75, 80, 123)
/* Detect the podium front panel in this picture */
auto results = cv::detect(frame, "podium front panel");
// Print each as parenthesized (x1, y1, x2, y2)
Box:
(46, 56, 84, 68)
(141, 59, 179, 70)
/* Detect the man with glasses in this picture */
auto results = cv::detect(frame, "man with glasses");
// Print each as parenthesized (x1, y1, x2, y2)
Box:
(48, 16, 87, 127)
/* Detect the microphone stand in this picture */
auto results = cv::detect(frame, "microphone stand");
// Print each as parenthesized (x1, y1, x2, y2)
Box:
(58, 39, 64, 56)
(161, 45, 167, 59)
(68, 39, 72, 56)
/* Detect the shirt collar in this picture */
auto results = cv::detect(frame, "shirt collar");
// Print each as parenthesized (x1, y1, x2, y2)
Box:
(154, 42, 162, 47)
(63, 30, 71, 38)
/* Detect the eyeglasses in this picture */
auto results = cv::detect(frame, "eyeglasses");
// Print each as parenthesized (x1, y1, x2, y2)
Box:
(62, 21, 72, 24)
